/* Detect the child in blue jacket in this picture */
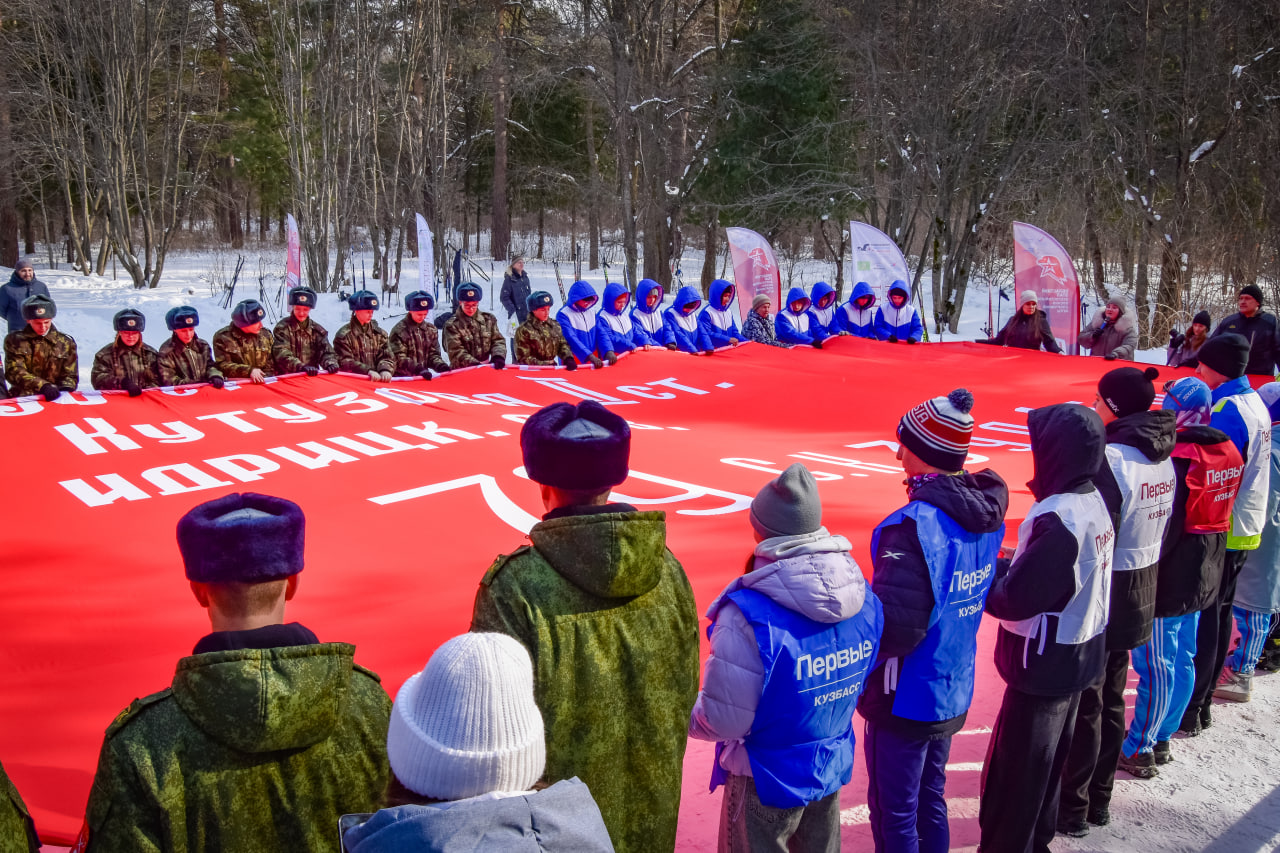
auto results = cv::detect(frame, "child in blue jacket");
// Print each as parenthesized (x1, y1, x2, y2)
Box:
(631, 278, 670, 348)
(832, 281, 881, 339)
(874, 280, 924, 343)
(776, 286, 826, 348)
(698, 279, 742, 348)
(598, 281, 638, 355)
(556, 280, 617, 368)
(663, 285, 714, 354)
(806, 281, 839, 338)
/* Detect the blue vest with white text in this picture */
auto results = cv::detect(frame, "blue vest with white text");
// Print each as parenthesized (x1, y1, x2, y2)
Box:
(871, 501, 1003, 722)
(726, 586, 883, 808)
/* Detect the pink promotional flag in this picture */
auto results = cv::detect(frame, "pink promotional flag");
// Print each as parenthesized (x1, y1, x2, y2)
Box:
(286, 214, 302, 290)
(1012, 222, 1080, 353)
(725, 227, 782, 324)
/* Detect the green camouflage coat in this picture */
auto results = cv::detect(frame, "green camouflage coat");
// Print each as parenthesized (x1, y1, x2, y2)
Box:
(389, 316, 449, 375)
(443, 310, 506, 367)
(515, 315, 575, 365)
(212, 325, 275, 378)
(334, 319, 395, 374)
(272, 315, 339, 374)
(0, 761, 38, 853)
(3, 325, 78, 396)
(83, 643, 391, 853)
(471, 510, 700, 853)
(91, 340, 161, 391)
(157, 335, 223, 386)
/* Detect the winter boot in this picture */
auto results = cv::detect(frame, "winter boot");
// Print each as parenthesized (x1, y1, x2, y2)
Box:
(1057, 817, 1089, 838)
(1087, 804, 1111, 827)
(1256, 645, 1280, 673)
(1214, 666, 1253, 703)
(1153, 740, 1173, 765)
(1200, 703, 1213, 730)
(1117, 750, 1160, 779)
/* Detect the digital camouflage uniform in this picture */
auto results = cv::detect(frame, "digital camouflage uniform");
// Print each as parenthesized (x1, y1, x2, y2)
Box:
(82, 643, 392, 853)
(90, 340, 161, 391)
(0, 761, 39, 853)
(471, 510, 700, 853)
(212, 325, 274, 378)
(443, 309, 506, 368)
(3, 325, 77, 396)
(157, 335, 223, 386)
(334, 319, 395, 374)
(515, 315, 575, 366)
(389, 316, 449, 375)
(272, 315, 339, 374)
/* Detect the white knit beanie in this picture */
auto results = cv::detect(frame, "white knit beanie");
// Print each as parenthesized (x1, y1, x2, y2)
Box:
(386, 633, 546, 800)
(1019, 290, 1038, 307)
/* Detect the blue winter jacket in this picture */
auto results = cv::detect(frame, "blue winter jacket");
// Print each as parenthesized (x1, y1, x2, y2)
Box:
(874, 281, 924, 342)
(557, 280, 616, 362)
(631, 278, 670, 347)
(806, 282, 839, 338)
(599, 281, 638, 353)
(776, 286, 825, 346)
(832, 281, 881, 339)
(663, 286, 714, 353)
(698, 279, 741, 348)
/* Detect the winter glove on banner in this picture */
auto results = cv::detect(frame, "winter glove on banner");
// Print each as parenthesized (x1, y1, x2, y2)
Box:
(209, 376, 225, 389)
(40, 384, 60, 402)
(420, 370, 433, 381)
(303, 365, 319, 377)
(812, 340, 824, 349)
(123, 380, 142, 398)
(434, 363, 451, 373)
(907, 338, 918, 344)
(491, 356, 506, 370)
(1105, 353, 1118, 361)
(1170, 329, 1185, 348)
(589, 354, 604, 369)
(665, 343, 678, 351)
(606, 351, 618, 366)
(887, 334, 898, 343)
(326, 364, 340, 374)
(564, 359, 578, 371)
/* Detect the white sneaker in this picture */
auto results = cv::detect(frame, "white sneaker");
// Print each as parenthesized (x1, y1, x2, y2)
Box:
(1213, 666, 1252, 703)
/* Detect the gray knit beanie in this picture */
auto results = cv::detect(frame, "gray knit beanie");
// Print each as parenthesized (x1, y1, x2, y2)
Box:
(749, 463, 823, 538)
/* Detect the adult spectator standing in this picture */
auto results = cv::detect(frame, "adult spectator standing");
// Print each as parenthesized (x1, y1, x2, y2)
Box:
(213, 299, 274, 384)
(334, 291, 395, 382)
(860, 390, 1008, 853)
(79, 493, 392, 853)
(443, 282, 506, 369)
(1209, 284, 1279, 377)
(0, 760, 39, 852)
(1078, 296, 1138, 361)
(91, 309, 161, 396)
(1167, 310, 1211, 369)
(0, 257, 49, 334)
(500, 256, 532, 326)
(3, 294, 76, 400)
(272, 287, 339, 377)
(980, 291, 1062, 353)
(389, 290, 450, 378)
(158, 307, 224, 388)
(471, 400, 699, 853)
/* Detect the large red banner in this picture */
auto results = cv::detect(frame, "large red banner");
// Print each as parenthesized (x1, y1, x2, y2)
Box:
(0, 341, 1181, 843)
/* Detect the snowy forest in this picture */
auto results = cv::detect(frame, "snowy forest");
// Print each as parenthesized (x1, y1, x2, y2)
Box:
(0, 0, 1277, 346)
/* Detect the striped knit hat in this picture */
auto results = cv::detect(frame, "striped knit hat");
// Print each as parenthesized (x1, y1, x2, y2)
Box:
(898, 389, 976, 472)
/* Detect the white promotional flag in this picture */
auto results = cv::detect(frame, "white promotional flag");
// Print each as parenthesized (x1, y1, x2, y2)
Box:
(848, 221, 910, 304)
(415, 213, 434, 296)
(285, 214, 301, 290)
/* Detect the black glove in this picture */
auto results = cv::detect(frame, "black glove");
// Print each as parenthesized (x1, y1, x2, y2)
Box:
(303, 365, 319, 377)
(606, 351, 618, 366)
(907, 337, 918, 345)
(1170, 330, 1185, 349)
(434, 362, 451, 373)
(326, 364, 339, 375)
(40, 383, 60, 402)
(209, 375, 225, 389)
(665, 343, 678, 351)
(1105, 353, 1118, 361)
(887, 334, 898, 343)
(812, 339, 823, 349)
(564, 358, 578, 371)
(123, 379, 142, 398)
(420, 369, 433, 381)
(589, 354, 604, 369)
(492, 356, 506, 370)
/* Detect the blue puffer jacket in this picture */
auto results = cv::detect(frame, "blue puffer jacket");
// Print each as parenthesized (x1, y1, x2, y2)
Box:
(631, 278, 670, 347)
(831, 281, 881, 339)
(598, 281, 637, 353)
(806, 282, 839, 338)
(874, 281, 923, 342)
(663, 285, 714, 353)
(776, 286, 825, 346)
(556, 280, 616, 362)
(343, 778, 616, 853)
(698, 279, 741, 348)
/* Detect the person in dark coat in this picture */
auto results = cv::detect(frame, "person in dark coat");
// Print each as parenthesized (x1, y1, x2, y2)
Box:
(980, 290, 1062, 353)
(978, 403, 1113, 853)
(500, 257, 533, 325)
(0, 258, 50, 334)
(1209, 284, 1279, 376)
(1167, 310, 1211, 369)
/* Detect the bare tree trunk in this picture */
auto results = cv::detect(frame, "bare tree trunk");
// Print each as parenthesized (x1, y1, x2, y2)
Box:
(490, 0, 510, 262)
(585, 97, 600, 270)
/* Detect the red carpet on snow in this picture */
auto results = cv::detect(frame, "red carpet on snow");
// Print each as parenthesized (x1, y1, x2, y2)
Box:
(0, 338, 1187, 845)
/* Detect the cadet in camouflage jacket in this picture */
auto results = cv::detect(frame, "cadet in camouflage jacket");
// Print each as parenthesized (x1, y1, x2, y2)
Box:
(515, 313, 576, 366)
(158, 334, 223, 386)
(4, 324, 77, 397)
(91, 340, 161, 392)
(444, 309, 506, 367)
(212, 324, 274, 378)
(272, 314, 339, 375)
(0, 761, 39, 853)
(389, 315, 449, 376)
(334, 318, 395, 375)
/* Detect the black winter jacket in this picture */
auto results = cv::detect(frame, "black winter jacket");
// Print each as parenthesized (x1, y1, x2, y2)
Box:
(859, 469, 1009, 738)
(500, 269, 532, 324)
(1154, 425, 1232, 617)
(1211, 310, 1279, 377)
(982, 309, 1062, 353)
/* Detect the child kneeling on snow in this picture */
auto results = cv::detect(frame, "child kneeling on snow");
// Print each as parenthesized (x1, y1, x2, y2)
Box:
(689, 463, 883, 852)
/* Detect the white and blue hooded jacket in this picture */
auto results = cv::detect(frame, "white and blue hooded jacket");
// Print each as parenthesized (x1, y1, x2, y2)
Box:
(663, 285, 714, 353)
(805, 281, 839, 338)
(631, 278, 670, 347)
(599, 280, 638, 353)
(874, 280, 924, 342)
(832, 281, 880, 339)
(556, 280, 616, 363)
(776, 286, 827, 346)
(698, 278, 741, 348)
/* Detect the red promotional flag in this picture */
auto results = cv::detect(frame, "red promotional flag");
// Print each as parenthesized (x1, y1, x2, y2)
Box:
(725, 227, 782, 323)
(1012, 221, 1080, 352)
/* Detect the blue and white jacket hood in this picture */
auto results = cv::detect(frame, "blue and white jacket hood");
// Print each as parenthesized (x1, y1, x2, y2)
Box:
(631, 278, 667, 344)
(807, 281, 837, 334)
(599, 281, 636, 350)
(699, 279, 740, 346)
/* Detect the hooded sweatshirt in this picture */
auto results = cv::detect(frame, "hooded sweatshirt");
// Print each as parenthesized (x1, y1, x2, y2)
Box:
(874, 281, 924, 342)
(805, 282, 839, 338)
(630, 279, 670, 347)
(1079, 298, 1138, 360)
(662, 285, 714, 353)
(697, 279, 741, 348)
(831, 281, 880, 339)
(557, 280, 616, 363)
(598, 281, 638, 353)
(776, 286, 825, 346)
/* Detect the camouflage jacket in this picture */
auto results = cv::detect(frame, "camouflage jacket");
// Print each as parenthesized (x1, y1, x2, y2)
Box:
(334, 319, 395, 375)
(515, 316, 575, 366)
(83, 642, 391, 853)
(157, 335, 223, 386)
(3, 325, 78, 396)
(91, 340, 161, 391)
(443, 310, 506, 368)
(0, 761, 38, 853)
(212, 325, 275, 378)
(471, 509, 700, 853)
(272, 315, 339, 374)
(389, 316, 448, 375)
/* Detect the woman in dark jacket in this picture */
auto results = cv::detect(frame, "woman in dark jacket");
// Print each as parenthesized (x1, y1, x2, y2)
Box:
(981, 290, 1062, 353)
(499, 257, 533, 325)
(1167, 310, 1210, 369)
